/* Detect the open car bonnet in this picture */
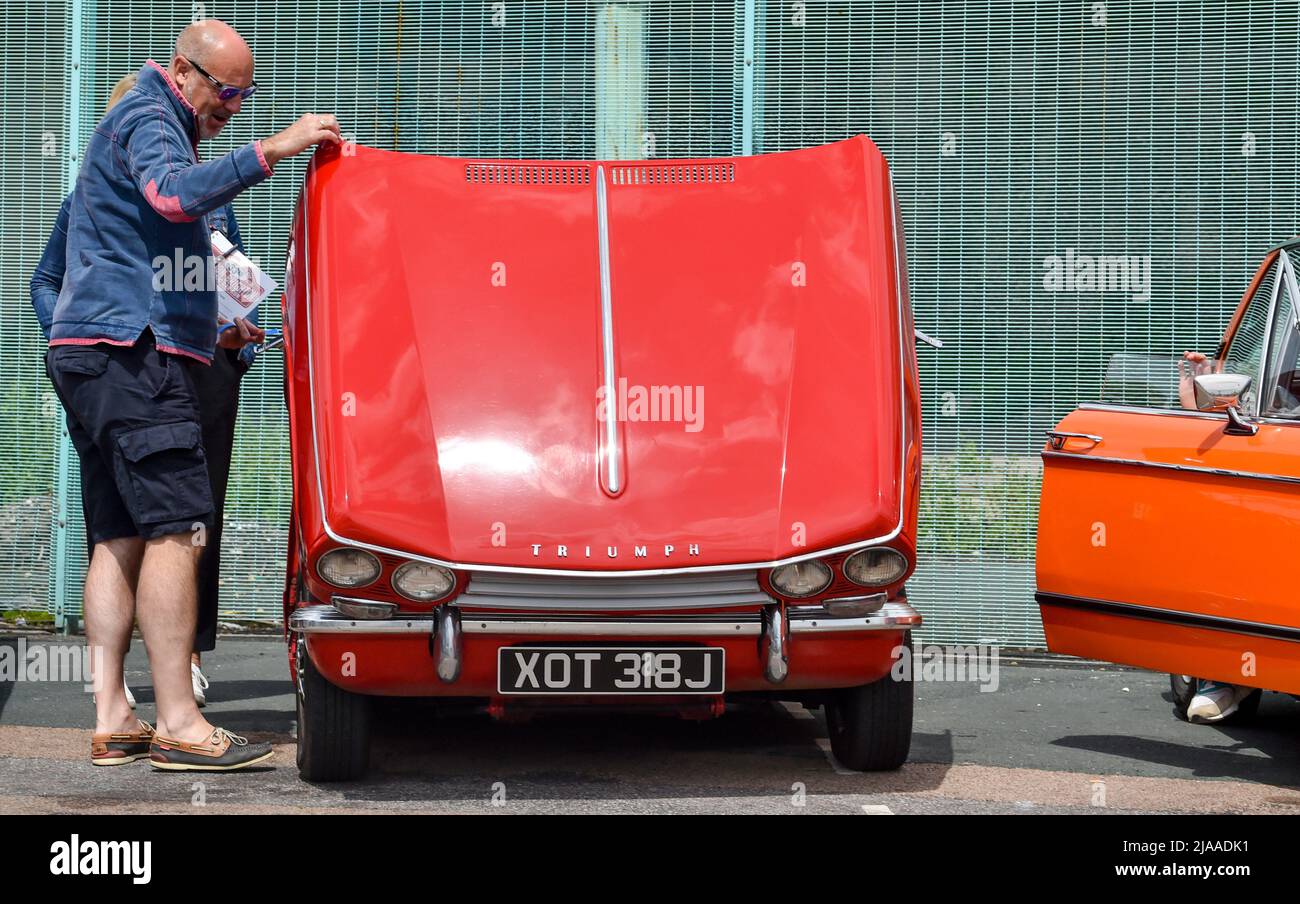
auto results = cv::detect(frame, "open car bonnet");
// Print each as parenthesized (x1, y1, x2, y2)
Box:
(296, 137, 909, 570)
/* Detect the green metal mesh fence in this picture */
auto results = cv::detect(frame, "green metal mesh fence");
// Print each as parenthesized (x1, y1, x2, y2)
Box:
(1, 1, 69, 617)
(2, 1, 1296, 645)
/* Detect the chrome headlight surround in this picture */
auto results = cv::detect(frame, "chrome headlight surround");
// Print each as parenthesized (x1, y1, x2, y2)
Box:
(316, 548, 382, 589)
(843, 547, 909, 588)
(392, 561, 457, 603)
(768, 560, 833, 598)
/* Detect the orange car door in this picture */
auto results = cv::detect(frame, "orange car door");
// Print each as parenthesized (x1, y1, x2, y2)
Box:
(1036, 247, 1300, 695)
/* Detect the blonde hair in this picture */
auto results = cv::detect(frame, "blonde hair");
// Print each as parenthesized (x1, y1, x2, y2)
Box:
(105, 74, 137, 113)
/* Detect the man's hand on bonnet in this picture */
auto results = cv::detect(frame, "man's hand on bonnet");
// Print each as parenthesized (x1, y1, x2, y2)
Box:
(260, 113, 342, 168)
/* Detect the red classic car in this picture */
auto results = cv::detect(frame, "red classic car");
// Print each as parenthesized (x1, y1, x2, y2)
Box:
(282, 136, 924, 780)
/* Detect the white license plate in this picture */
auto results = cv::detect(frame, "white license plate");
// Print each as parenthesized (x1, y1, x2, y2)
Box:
(497, 646, 726, 695)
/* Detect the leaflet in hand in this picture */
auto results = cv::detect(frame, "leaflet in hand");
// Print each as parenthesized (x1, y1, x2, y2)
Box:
(211, 230, 277, 323)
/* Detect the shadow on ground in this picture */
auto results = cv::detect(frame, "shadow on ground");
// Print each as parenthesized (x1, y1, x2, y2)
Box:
(1053, 690, 1300, 786)
(284, 698, 958, 801)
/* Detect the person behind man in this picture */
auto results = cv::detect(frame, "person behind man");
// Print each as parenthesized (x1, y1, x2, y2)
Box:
(30, 73, 249, 714)
(190, 199, 251, 707)
(1177, 350, 1258, 723)
(42, 20, 340, 771)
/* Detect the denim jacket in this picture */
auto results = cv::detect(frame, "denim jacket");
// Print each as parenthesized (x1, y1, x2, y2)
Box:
(45, 59, 272, 363)
(31, 196, 258, 368)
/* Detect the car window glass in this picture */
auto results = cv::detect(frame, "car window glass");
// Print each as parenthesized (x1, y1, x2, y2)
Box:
(1097, 352, 1185, 409)
(1098, 260, 1276, 411)
(1262, 253, 1300, 419)
(1221, 260, 1277, 416)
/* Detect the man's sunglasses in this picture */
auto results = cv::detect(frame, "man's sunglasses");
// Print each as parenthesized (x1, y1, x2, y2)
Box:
(183, 56, 258, 102)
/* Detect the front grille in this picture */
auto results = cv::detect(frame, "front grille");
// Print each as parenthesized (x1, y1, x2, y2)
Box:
(458, 569, 771, 612)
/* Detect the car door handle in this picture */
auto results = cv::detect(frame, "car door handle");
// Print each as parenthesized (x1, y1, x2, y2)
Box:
(1045, 430, 1103, 451)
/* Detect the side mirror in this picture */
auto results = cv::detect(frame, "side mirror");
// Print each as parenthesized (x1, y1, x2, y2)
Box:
(1193, 373, 1258, 436)
(1192, 373, 1250, 410)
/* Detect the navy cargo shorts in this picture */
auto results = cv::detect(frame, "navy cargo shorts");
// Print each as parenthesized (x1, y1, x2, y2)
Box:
(46, 331, 215, 546)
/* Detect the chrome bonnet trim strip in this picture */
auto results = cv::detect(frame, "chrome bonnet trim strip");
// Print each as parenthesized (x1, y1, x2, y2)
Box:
(595, 164, 622, 495)
(1040, 449, 1300, 487)
(302, 153, 908, 576)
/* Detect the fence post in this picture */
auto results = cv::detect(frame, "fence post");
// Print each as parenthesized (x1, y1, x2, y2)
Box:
(741, 0, 758, 156)
(52, 0, 88, 633)
(593, 2, 647, 160)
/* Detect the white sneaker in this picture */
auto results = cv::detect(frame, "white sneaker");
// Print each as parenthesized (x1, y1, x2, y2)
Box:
(1187, 680, 1252, 723)
(192, 662, 210, 707)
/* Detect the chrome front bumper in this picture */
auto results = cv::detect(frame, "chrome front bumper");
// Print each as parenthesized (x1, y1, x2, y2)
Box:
(292, 598, 920, 688)
(289, 601, 922, 636)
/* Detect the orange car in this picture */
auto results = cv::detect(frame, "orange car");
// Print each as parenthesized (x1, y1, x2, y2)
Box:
(1037, 241, 1300, 713)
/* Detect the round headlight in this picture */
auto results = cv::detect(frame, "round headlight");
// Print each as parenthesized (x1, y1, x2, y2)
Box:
(316, 548, 382, 588)
(769, 560, 833, 598)
(392, 562, 456, 602)
(843, 547, 909, 587)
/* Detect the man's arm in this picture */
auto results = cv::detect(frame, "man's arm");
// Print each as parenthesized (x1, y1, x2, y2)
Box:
(126, 111, 271, 223)
(28, 195, 72, 339)
(125, 110, 341, 225)
(257, 113, 342, 168)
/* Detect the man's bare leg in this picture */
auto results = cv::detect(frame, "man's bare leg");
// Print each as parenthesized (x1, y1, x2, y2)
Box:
(135, 533, 214, 742)
(85, 537, 144, 735)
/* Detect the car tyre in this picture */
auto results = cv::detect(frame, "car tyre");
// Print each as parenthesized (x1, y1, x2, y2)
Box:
(1170, 673, 1262, 723)
(296, 640, 371, 781)
(824, 631, 913, 771)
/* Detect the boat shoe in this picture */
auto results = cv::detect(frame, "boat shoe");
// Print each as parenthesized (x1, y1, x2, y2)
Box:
(91, 720, 155, 766)
(149, 727, 274, 772)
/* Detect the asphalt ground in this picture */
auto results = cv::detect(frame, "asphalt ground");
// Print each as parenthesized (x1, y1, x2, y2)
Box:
(2, 634, 1298, 814)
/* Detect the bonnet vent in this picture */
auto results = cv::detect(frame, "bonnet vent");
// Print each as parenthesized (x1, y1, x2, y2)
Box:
(465, 163, 591, 185)
(610, 162, 736, 186)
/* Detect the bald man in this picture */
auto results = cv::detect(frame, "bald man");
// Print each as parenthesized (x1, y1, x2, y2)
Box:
(43, 20, 340, 772)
